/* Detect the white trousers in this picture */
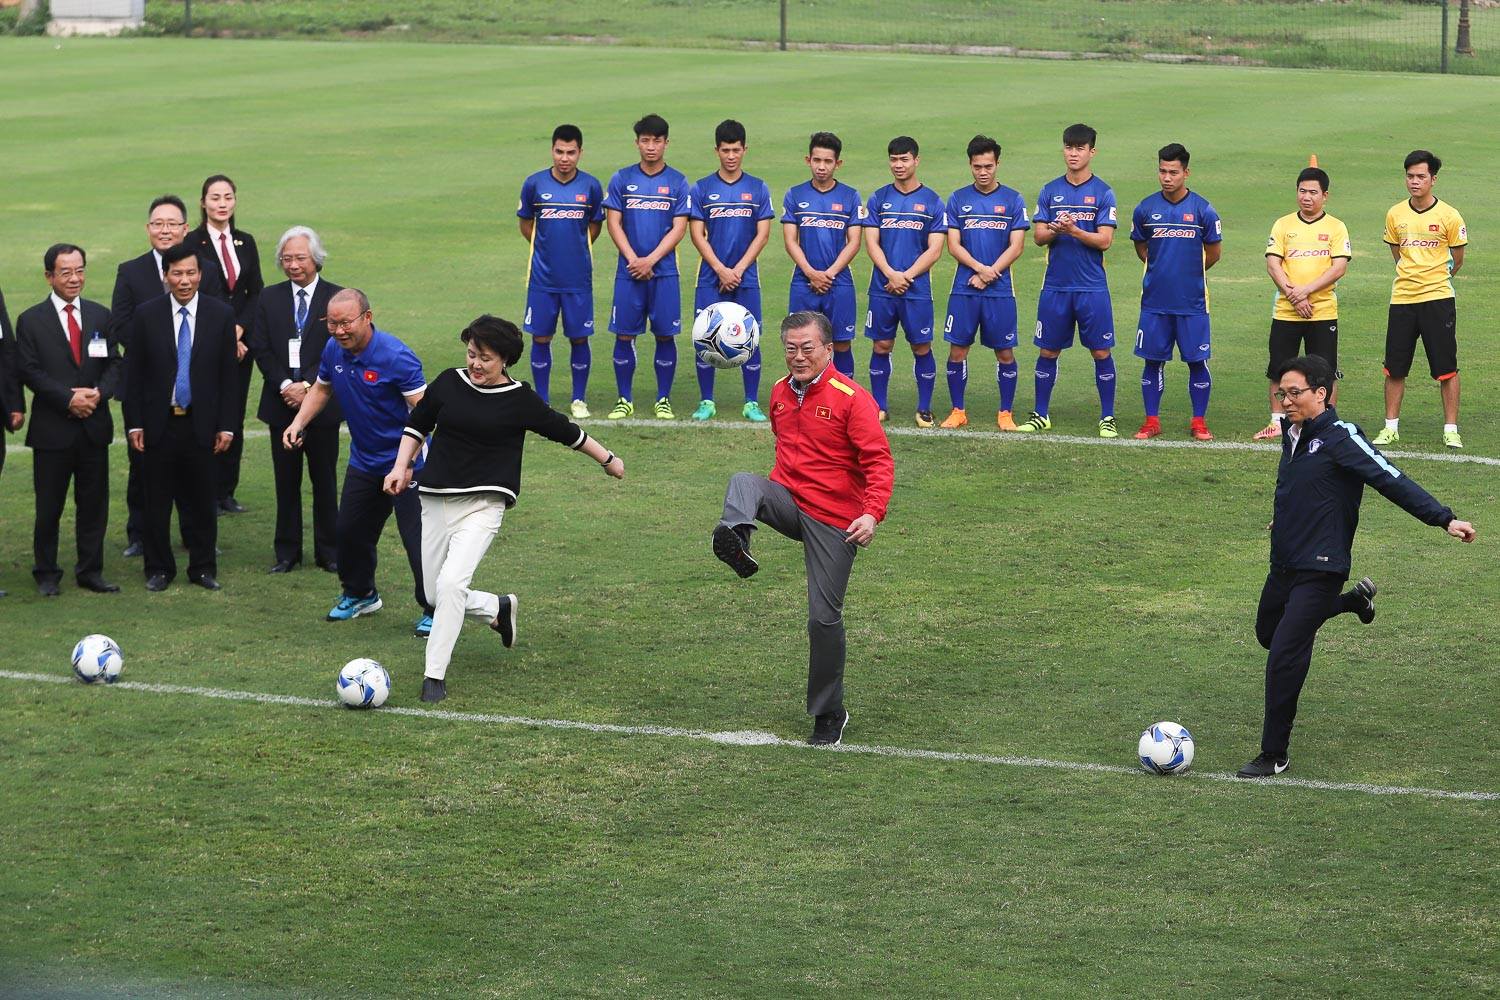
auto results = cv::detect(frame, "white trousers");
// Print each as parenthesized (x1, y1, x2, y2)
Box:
(419, 492, 505, 680)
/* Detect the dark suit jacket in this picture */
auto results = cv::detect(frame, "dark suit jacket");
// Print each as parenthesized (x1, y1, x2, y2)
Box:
(186, 225, 263, 332)
(250, 277, 344, 429)
(16, 297, 119, 449)
(109, 250, 166, 345)
(0, 285, 22, 422)
(123, 294, 239, 449)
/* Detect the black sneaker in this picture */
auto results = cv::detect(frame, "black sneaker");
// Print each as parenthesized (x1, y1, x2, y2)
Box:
(1350, 576, 1377, 625)
(1236, 752, 1289, 778)
(809, 709, 849, 746)
(491, 593, 518, 649)
(420, 677, 447, 703)
(712, 524, 758, 579)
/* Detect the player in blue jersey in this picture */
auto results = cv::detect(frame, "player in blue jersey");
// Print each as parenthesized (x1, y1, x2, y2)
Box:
(782, 131, 865, 379)
(688, 120, 775, 423)
(940, 135, 1029, 430)
(1022, 124, 1119, 438)
(603, 114, 692, 420)
(517, 124, 605, 419)
(864, 136, 948, 426)
(1130, 143, 1223, 441)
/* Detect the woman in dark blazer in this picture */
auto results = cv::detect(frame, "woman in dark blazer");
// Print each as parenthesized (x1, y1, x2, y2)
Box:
(187, 173, 263, 514)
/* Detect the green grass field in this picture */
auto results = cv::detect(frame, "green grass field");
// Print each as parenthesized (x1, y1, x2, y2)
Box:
(1, 38, 1496, 998)
(111, 0, 1500, 75)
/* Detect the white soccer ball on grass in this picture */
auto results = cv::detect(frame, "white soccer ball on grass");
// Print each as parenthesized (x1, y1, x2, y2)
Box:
(1137, 721, 1195, 775)
(336, 658, 391, 708)
(72, 634, 123, 684)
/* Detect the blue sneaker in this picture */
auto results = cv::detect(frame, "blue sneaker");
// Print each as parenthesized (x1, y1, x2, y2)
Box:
(413, 614, 433, 638)
(327, 592, 382, 621)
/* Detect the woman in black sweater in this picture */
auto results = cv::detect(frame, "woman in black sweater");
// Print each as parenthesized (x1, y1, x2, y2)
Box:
(384, 315, 625, 703)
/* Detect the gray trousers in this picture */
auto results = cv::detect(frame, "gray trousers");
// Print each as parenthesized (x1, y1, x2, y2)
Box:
(720, 472, 858, 717)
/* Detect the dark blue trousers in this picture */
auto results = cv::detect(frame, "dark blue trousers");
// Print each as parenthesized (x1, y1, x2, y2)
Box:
(336, 466, 430, 613)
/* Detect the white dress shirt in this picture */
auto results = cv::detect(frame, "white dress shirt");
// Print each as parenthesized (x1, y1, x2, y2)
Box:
(279, 276, 320, 390)
(206, 221, 241, 283)
(50, 292, 84, 347)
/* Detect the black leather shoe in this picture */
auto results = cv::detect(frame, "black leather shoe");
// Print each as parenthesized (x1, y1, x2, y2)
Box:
(77, 575, 121, 593)
(145, 574, 169, 592)
(420, 677, 447, 703)
(316, 560, 339, 574)
(38, 580, 61, 597)
(268, 560, 298, 574)
(123, 541, 144, 558)
(1236, 752, 1290, 778)
(712, 524, 759, 579)
(190, 574, 222, 591)
(809, 709, 850, 747)
(219, 497, 247, 515)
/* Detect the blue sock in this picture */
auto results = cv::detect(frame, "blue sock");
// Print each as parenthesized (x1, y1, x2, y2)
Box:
(914, 352, 937, 412)
(613, 338, 635, 401)
(653, 338, 677, 400)
(569, 340, 591, 402)
(1034, 355, 1059, 416)
(741, 346, 762, 403)
(1094, 355, 1116, 418)
(696, 358, 716, 402)
(1141, 361, 1165, 417)
(833, 347, 855, 378)
(1188, 360, 1212, 418)
(997, 359, 1019, 413)
(946, 359, 967, 411)
(868, 352, 892, 410)
(530, 339, 552, 403)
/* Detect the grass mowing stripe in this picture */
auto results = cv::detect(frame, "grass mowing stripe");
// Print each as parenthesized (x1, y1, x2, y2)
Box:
(6, 668, 1493, 804)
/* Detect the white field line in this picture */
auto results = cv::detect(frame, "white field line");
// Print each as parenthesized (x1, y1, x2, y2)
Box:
(591, 417, 1500, 468)
(3, 669, 1494, 804)
(7, 421, 1499, 468)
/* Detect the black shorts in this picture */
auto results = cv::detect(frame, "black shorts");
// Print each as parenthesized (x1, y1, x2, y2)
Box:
(1267, 319, 1339, 380)
(1385, 299, 1457, 380)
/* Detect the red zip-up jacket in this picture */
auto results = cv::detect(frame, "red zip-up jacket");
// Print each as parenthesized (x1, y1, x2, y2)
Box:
(768, 366, 894, 529)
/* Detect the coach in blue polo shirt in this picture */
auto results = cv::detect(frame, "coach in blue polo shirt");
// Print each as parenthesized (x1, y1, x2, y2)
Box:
(283, 288, 434, 634)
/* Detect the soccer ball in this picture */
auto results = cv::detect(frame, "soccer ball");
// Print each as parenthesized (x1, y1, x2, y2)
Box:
(336, 658, 391, 709)
(72, 634, 123, 684)
(1137, 721, 1195, 775)
(692, 301, 760, 369)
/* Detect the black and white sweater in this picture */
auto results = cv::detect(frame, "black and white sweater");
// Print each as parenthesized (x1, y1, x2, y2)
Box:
(402, 368, 587, 504)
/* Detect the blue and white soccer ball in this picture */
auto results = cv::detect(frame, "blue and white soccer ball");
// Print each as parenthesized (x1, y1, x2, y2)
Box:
(692, 301, 760, 369)
(336, 658, 391, 709)
(72, 634, 123, 684)
(1137, 721, 1195, 775)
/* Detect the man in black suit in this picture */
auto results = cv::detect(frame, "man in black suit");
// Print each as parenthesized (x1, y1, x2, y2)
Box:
(123, 242, 239, 592)
(250, 226, 342, 574)
(0, 284, 23, 599)
(186, 175, 263, 514)
(110, 194, 189, 559)
(16, 244, 122, 596)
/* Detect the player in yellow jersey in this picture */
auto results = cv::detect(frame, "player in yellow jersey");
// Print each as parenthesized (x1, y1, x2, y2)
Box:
(1257, 167, 1351, 440)
(1375, 150, 1467, 449)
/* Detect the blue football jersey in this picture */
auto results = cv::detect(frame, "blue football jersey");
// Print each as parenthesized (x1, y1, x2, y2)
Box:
(865, 183, 948, 300)
(516, 168, 605, 293)
(946, 183, 1031, 298)
(689, 171, 775, 289)
(1130, 190, 1223, 314)
(601, 162, 692, 278)
(782, 180, 865, 289)
(1034, 174, 1118, 293)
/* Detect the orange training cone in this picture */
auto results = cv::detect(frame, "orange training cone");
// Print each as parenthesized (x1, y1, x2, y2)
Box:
(1309, 154, 1318, 168)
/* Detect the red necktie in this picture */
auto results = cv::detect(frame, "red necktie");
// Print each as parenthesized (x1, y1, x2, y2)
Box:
(219, 232, 238, 292)
(64, 303, 82, 367)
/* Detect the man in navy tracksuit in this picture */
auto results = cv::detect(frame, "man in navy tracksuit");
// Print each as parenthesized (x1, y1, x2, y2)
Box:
(1241, 354, 1476, 778)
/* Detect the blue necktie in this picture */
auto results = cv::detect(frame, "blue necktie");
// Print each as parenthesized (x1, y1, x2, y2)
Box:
(295, 288, 309, 332)
(175, 307, 193, 409)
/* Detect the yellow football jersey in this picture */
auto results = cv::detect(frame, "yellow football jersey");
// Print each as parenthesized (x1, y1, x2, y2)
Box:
(1385, 198, 1466, 304)
(1266, 211, 1351, 321)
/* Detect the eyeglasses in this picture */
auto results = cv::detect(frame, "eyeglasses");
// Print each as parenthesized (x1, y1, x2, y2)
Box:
(783, 344, 827, 357)
(148, 220, 186, 230)
(50, 268, 86, 279)
(1274, 386, 1319, 402)
(326, 315, 369, 332)
(278, 254, 313, 265)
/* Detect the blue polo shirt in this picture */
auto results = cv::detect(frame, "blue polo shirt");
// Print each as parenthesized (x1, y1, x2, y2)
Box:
(316, 328, 427, 476)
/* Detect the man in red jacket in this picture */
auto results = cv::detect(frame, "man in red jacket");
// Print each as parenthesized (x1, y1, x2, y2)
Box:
(713, 310, 894, 746)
